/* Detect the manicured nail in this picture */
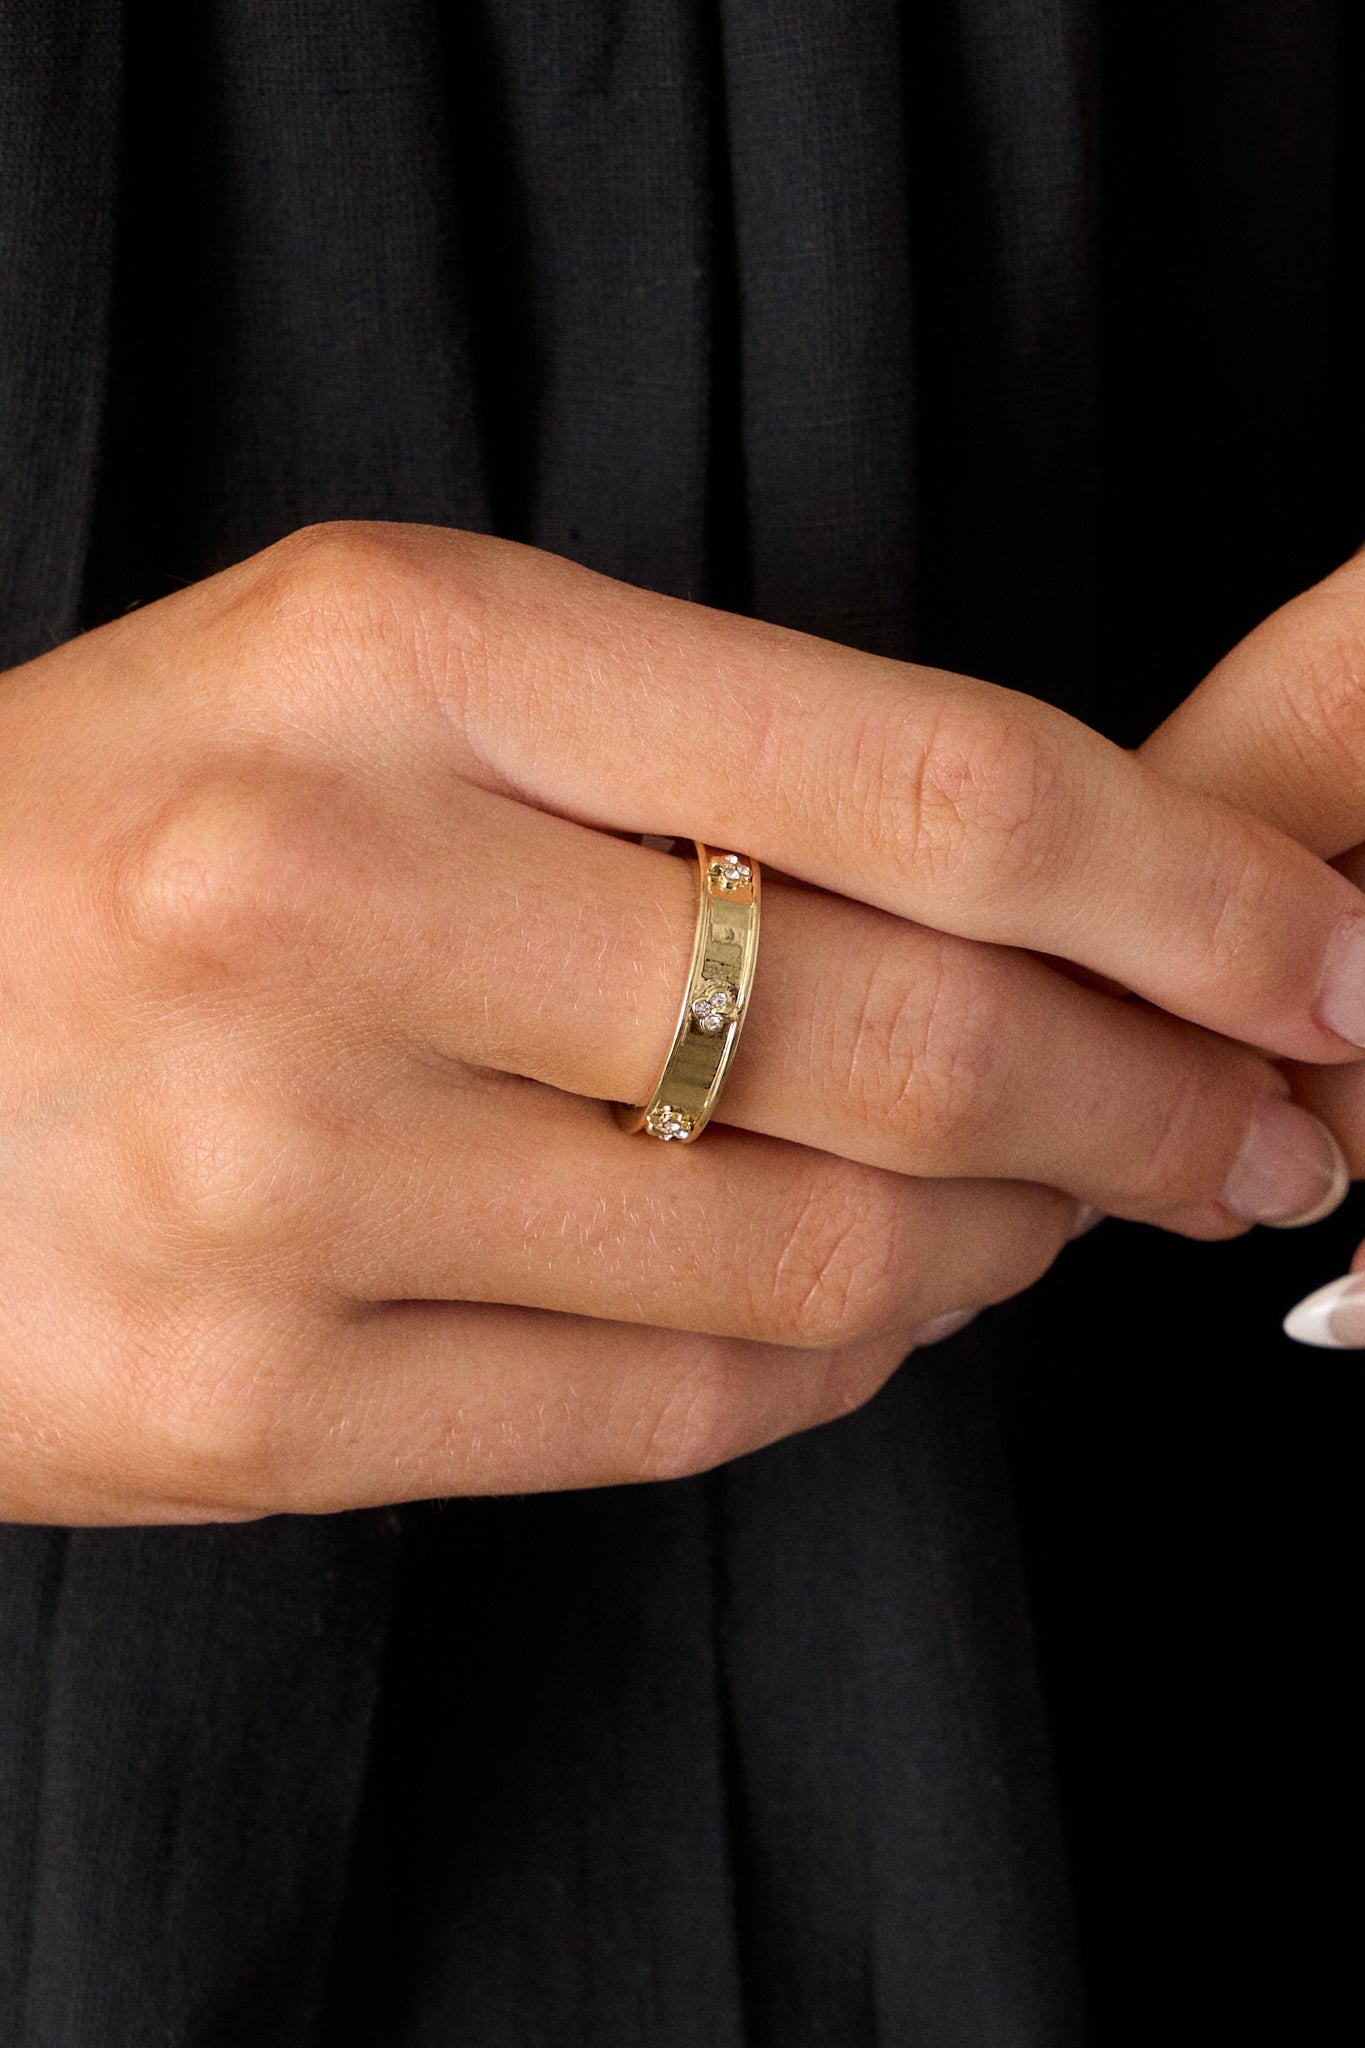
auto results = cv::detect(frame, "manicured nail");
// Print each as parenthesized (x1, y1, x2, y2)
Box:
(1219, 1099, 1349, 1228)
(908, 1308, 977, 1347)
(1283, 1274, 1365, 1347)
(1316, 913, 1365, 1046)
(1068, 1204, 1104, 1240)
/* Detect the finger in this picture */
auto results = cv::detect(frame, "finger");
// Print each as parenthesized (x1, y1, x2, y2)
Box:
(295, 1074, 1075, 1344)
(237, 522, 1365, 1063)
(1284, 837, 1365, 1177)
(237, 1306, 934, 1514)
(1141, 551, 1365, 860)
(735, 885, 1345, 1234)
(320, 1305, 926, 1509)
(0, 1285, 923, 1522)
(223, 777, 1343, 1233)
(1285, 1058, 1365, 1177)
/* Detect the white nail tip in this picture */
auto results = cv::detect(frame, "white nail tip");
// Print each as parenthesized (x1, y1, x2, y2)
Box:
(1264, 1128, 1351, 1229)
(1282, 1275, 1365, 1348)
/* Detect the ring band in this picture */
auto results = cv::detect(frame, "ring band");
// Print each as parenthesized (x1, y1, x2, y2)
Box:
(617, 843, 761, 1143)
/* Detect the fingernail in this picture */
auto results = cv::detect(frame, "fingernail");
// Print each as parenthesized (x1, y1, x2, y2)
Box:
(1316, 913, 1365, 1046)
(1219, 1099, 1349, 1228)
(1283, 1273, 1365, 1347)
(908, 1308, 978, 1347)
(1068, 1203, 1104, 1240)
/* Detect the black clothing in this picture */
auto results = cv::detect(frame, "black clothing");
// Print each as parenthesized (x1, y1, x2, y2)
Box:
(0, 3, 1360, 2042)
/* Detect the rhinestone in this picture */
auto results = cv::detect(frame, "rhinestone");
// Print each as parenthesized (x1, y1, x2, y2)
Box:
(647, 1103, 695, 1141)
(709, 853, 752, 890)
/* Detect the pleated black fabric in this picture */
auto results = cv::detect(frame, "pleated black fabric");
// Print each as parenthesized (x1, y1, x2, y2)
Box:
(0, 3, 121, 652)
(0, 1518, 400, 2047)
(0, 3, 1361, 2043)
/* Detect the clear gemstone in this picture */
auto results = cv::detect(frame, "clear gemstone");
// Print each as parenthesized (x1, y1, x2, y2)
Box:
(709, 853, 752, 890)
(648, 1103, 695, 1140)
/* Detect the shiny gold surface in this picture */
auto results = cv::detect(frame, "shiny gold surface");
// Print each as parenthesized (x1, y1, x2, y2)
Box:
(617, 842, 761, 1143)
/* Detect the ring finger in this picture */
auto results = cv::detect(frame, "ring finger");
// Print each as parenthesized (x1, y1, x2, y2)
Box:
(322, 782, 1346, 1234)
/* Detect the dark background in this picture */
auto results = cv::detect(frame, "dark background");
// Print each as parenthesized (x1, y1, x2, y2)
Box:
(0, 2, 1360, 2041)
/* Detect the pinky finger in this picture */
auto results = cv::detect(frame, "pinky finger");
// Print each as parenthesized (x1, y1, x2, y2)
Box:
(265, 1303, 923, 1514)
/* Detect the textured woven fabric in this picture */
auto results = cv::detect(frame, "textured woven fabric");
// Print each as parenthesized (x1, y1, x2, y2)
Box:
(0, 3, 1360, 2041)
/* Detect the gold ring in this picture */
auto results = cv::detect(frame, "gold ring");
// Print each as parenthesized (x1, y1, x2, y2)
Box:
(617, 843, 761, 1143)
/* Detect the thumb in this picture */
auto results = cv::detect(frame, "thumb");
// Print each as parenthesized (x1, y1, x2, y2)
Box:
(1141, 551, 1365, 860)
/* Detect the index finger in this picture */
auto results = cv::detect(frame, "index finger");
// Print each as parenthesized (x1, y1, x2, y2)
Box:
(264, 523, 1365, 1064)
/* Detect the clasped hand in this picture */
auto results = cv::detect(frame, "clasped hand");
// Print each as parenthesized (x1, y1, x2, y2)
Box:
(1, 523, 1360, 1520)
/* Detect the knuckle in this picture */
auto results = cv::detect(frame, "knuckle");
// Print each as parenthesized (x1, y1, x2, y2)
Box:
(760, 1166, 903, 1349)
(65, 1298, 307, 1513)
(843, 936, 1003, 1162)
(115, 777, 339, 974)
(259, 519, 422, 624)
(1195, 818, 1303, 1005)
(891, 696, 1076, 903)
(250, 520, 470, 681)
(1270, 602, 1365, 776)
(223, 523, 425, 712)
(232, 520, 487, 732)
(631, 1349, 754, 1483)
(139, 1088, 312, 1266)
(131, 1321, 305, 1507)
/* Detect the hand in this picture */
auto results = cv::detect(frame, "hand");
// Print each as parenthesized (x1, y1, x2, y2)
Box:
(3, 522, 1363, 1522)
(1143, 549, 1365, 1343)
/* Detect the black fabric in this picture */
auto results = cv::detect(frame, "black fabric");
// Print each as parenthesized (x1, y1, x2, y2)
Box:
(0, 1517, 401, 2046)
(0, 2, 1360, 2042)
(0, 3, 121, 652)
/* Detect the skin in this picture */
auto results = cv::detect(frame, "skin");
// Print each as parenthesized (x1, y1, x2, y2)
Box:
(1143, 548, 1365, 1265)
(2, 520, 1365, 1523)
